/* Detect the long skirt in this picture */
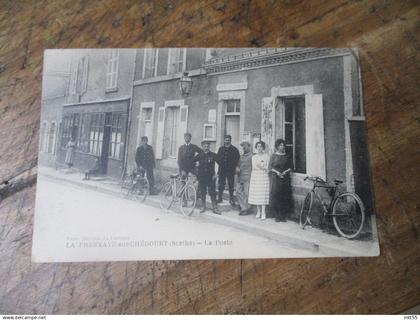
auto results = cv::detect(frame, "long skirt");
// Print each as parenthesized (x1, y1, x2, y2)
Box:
(248, 170, 269, 205)
(65, 147, 75, 165)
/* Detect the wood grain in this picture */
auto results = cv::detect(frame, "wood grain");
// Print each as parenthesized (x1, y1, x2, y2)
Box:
(0, 0, 419, 314)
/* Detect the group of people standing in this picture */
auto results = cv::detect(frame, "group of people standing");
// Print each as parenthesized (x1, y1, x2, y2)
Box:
(136, 132, 292, 222)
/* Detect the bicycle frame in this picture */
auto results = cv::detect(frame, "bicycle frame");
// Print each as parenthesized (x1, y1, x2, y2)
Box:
(170, 174, 194, 201)
(310, 181, 340, 217)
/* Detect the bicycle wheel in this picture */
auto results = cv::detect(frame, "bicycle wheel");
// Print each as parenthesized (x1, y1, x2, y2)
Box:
(180, 184, 197, 216)
(159, 181, 174, 210)
(129, 178, 149, 202)
(299, 191, 314, 229)
(120, 174, 132, 196)
(332, 192, 365, 239)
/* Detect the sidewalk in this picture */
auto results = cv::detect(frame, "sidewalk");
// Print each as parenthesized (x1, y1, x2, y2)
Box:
(38, 166, 380, 257)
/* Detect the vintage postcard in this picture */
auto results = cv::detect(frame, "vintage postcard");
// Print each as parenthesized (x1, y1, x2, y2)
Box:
(32, 48, 380, 262)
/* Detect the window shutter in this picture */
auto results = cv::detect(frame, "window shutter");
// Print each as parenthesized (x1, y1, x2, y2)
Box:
(155, 107, 166, 159)
(81, 56, 89, 94)
(305, 94, 326, 179)
(261, 97, 276, 155)
(177, 105, 189, 150)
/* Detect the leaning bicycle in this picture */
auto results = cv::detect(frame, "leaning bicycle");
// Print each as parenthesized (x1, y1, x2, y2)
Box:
(159, 173, 197, 216)
(120, 168, 149, 202)
(299, 176, 365, 239)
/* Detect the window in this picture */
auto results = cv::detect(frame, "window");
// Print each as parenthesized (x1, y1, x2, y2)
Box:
(106, 49, 119, 91)
(225, 99, 240, 114)
(89, 113, 105, 156)
(143, 108, 152, 122)
(143, 48, 158, 78)
(47, 122, 56, 154)
(167, 48, 186, 74)
(109, 113, 127, 160)
(203, 124, 216, 141)
(163, 107, 180, 158)
(283, 97, 306, 174)
(224, 99, 241, 148)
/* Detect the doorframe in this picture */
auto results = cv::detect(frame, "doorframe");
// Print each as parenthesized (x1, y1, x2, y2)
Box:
(100, 112, 112, 174)
(270, 84, 314, 188)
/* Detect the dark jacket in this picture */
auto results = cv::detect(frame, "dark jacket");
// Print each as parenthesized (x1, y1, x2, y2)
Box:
(135, 144, 155, 169)
(177, 143, 202, 173)
(194, 151, 219, 180)
(216, 145, 240, 175)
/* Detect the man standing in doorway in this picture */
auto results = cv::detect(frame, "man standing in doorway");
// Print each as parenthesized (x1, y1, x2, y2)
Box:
(236, 141, 253, 215)
(217, 134, 240, 206)
(135, 136, 156, 194)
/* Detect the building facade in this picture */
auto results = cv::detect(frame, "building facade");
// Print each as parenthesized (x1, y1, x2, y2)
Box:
(38, 51, 70, 168)
(127, 48, 373, 217)
(54, 49, 136, 179)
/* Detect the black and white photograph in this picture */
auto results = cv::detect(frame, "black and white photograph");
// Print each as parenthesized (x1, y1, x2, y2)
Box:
(32, 48, 380, 262)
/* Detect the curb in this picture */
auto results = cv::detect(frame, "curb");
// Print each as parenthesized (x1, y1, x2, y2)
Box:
(39, 171, 378, 257)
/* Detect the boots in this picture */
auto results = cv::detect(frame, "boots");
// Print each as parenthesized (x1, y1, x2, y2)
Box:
(212, 200, 221, 215)
(200, 199, 207, 213)
(229, 195, 236, 206)
(217, 193, 223, 204)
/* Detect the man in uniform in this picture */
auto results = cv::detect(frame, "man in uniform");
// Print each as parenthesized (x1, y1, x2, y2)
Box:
(216, 135, 240, 205)
(194, 141, 220, 214)
(135, 136, 156, 194)
(236, 141, 253, 215)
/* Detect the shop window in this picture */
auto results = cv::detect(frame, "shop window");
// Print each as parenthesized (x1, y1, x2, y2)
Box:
(143, 48, 158, 79)
(106, 49, 119, 91)
(61, 116, 73, 148)
(283, 97, 306, 174)
(76, 114, 91, 153)
(109, 113, 127, 160)
(167, 48, 186, 74)
(89, 113, 105, 156)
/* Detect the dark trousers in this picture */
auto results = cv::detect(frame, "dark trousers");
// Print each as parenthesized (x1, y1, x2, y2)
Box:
(199, 177, 216, 203)
(218, 172, 235, 199)
(144, 168, 154, 191)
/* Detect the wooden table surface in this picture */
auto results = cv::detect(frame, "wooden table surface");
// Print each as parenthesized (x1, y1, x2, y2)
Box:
(0, 0, 419, 314)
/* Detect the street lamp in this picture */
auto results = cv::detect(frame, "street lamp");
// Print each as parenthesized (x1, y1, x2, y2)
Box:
(179, 72, 193, 97)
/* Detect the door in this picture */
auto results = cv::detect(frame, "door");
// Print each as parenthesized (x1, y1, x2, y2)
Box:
(224, 115, 240, 148)
(100, 112, 112, 174)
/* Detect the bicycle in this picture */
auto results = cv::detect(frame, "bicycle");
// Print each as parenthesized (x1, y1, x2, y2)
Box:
(299, 176, 365, 239)
(121, 167, 149, 203)
(159, 173, 197, 216)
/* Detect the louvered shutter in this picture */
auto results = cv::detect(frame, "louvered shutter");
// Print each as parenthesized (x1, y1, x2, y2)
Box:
(305, 94, 326, 179)
(155, 107, 166, 159)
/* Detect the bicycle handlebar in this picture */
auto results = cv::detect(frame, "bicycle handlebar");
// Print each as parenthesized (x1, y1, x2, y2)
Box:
(304, 176, 326, 184)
